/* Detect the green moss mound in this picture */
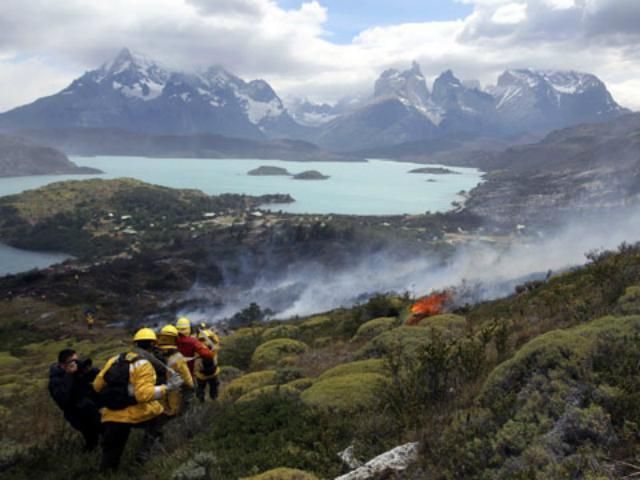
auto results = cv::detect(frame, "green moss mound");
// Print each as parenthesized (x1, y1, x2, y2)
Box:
(318, 359, 385, 381)
(352, 317, 397, 342)
(236, 384, 299, 403)
(356, 326, 433, 359)
(241, 467, 319, 480)
(415, 313, 466, 332)
(301, 373, 389, 411)
(262, 324, 300, 341)
(219, 365, 244, 383)
(219, 328, 265, 370)
(284, 378, 313, 392)
(251, 339, 308, 369)
(299, 315, 339, 338)
(221, 370, 278, 402)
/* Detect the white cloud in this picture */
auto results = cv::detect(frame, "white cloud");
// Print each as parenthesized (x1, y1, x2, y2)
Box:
(491, 3, 528, 24)
(0, 0, 638, 112)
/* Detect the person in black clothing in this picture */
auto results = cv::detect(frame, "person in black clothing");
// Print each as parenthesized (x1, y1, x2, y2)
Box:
(48, 349, 103, 451)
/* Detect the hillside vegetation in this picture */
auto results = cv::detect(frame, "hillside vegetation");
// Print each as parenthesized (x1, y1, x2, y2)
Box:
(3, 242, 640, 479)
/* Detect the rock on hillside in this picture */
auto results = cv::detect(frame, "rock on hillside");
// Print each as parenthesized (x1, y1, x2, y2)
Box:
(0, 134, 101, 177)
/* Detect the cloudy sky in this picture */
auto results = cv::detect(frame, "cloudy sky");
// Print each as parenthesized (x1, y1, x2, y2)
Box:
(0, 0, 639, 111)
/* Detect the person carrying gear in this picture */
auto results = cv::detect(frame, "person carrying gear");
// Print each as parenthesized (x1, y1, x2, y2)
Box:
(48, 349, 102, 451)
(84, 307, 96, 330)
(175, 316, 214, 375)
(197, 322, 221, 351)
(157, 325, 195, 416)
(93, 328, 183, 472)
(195, 322, 221, 401)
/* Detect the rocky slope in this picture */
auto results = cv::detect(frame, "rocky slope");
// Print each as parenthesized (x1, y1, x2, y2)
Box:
(464, 113, 640, 227)
(0, 134, 101, 177)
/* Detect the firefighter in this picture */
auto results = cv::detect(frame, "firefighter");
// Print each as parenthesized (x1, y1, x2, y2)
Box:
(195, 322, 221, 401)
(175, 316, 214, 375)
(157, 325, 194, 416)
(84, 307, 96, 330)
(93, 328, 183, 472)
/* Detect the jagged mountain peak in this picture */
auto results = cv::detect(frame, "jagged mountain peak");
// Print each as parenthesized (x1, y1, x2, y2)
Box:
(434, 69, 461, 86)
(373, 62, 433, 118)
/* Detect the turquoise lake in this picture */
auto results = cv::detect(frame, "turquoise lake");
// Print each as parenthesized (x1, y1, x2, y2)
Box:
(0, 156, 483, 215)
(0, 156, 483, 274)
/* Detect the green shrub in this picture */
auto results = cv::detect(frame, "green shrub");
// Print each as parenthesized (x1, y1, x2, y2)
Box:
(301, 373, 389, 411)
(299, 316, 336, 339)
(221, 370, 278, 402)
(617, 285, 640, 314)
(351, 317, 397, 342)
(317, 359, 385, 381)
(241, 467, 319, 480)
(185, 394, 348, 478)
(219, 366, 243, 384)
(262, 325, 300, 341)
(251, 339, 308, 369)
(415, 313, 466, 333)
(236, 384, 299, 403)
(219, 328, 265, 370)
(355, 326, 433, 359)
(284, 378, 313, 392)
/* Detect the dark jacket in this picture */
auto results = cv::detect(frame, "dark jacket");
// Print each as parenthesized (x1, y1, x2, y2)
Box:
(48, 364, 100, 426)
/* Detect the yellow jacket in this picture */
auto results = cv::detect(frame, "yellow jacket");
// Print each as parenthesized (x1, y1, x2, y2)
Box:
(161, 350, 194, 416)
(93, 352, 166, 424)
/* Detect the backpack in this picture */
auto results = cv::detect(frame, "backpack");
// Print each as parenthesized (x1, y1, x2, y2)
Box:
(201, 357, 217, 376)
(99, 353, 139, 410)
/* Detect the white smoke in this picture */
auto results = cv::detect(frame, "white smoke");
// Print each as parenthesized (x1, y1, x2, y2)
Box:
(180, 207, 640, 323)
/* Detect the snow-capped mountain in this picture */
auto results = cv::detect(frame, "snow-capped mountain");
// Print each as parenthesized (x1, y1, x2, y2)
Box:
(286, 98, 344, 127)
(0, 48, 300, 139)
(316, 63, 629, 151)
(0, 51, 630, 151)
(490, 69, 627, 132)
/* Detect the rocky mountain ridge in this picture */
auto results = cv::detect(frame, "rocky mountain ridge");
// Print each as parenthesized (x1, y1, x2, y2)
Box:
(0, 48, 307, 140)
(0, 50, 630, 153)
(317, 63, 629, 150)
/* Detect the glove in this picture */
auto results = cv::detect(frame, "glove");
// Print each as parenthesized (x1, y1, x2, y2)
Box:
(166, 374, 184, 391)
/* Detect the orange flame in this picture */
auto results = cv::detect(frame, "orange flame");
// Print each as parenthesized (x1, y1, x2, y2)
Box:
(407, 291, 451, 325)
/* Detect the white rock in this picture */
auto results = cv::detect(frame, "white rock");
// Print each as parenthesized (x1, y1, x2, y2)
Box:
(334, 442, 420, 480)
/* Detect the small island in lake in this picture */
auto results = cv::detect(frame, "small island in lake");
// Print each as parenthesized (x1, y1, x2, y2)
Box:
(408, 167, 459, 175)
(292, 170, 329, 180)
(247, 166, 291, 176)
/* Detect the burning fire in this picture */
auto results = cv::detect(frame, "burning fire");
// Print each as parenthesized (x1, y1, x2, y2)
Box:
(407, 291, 451, 325)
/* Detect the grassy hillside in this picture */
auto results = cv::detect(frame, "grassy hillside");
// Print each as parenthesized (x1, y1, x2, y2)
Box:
(4, 242, 640, 478)
(0, 178, 292, 257)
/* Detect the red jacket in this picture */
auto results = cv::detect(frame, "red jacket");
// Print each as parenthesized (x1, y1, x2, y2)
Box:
(176, 335, 213, 373)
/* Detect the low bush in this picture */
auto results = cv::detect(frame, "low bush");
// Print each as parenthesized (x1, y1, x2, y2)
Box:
(251, 339, 309, 369)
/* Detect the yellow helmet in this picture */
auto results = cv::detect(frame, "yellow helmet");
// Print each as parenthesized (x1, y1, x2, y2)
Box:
(176, 316, 191, 335)
(133, 328, 157, 343)
(157, 324, 179, 349)
(160, 325, 179, 337)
